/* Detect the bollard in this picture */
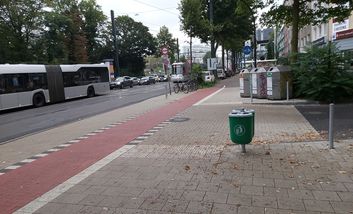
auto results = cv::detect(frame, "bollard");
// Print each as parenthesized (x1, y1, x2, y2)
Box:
(286, 81, 289, 101)
(165, 84, 168, 99)
(250, 77, 253, 103)
(329, 103, 334, 149)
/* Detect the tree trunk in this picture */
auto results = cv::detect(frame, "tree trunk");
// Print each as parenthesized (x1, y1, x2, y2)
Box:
(290, 0, 300, 63)
(231, 50, 236, 72)
(221, 45, 225, 71)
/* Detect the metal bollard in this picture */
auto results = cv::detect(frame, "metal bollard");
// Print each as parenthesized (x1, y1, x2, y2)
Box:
(329, 103, 334, 149)
(165, 84, 168, 99)
(250, 77, 253, 103)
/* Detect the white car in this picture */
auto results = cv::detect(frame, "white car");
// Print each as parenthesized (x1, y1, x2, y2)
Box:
(217, 69, 226, 79)
(202, 71, 215, 83)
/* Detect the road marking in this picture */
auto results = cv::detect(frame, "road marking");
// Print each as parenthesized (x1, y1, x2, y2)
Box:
(34, 154, 48, 158)
(5, 165, 21, 170)
(193, 86, 226, 106)
(20, 159, 36, 163)
(14, 145, 135, 214)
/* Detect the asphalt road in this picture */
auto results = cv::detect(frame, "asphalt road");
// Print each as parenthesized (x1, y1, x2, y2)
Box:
(0, 83, 170, 144)
(295, 103, 353, 139)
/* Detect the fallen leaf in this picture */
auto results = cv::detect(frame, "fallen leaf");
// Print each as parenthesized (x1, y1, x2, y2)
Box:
(338, 171, 347, 174)
(184, 165, 191, 171)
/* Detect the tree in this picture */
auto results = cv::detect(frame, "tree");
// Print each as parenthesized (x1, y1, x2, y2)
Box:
(44, 0, 88, 63)
(179, 0, 214, 54)
(262, 0, 353, 63)
(179, 0, 253, 58)
(156, 26, 177, 63)
(79, 0, 107, 63)
(115, 16, 157, 76)
(0, 0, 45, 63)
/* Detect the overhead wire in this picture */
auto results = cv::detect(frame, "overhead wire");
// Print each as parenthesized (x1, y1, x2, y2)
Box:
(130, 0, 179, 16)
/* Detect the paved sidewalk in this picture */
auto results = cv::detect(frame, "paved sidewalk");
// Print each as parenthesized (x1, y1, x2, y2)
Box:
(7, 77, 353, 213)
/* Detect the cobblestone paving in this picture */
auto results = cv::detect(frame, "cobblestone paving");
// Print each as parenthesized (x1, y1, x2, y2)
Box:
(143, 104, 322, 146)
(35, 141, 353, 214)
(33, 98, 353, 213)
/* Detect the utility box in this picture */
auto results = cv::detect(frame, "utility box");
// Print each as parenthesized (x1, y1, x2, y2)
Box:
(239, 69, 250, 97)
(255, 67, 269, 99)
(267, 66, 293, 100)
(250, 68, 258, 98)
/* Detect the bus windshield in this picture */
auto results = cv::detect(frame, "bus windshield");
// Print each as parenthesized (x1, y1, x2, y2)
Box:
(172, 64, 183, 75)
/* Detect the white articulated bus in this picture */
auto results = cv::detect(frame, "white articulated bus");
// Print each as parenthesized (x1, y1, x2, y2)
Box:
(0, 64, 110, 111)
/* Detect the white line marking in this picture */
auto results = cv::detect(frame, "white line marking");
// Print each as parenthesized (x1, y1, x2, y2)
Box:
(77, 136, 89, 139)
(47, 148, 61, 152)
(149, 129, 159, 132)
(153, 126, 164, 129)
(129, 140, 143, 144)
(86, 133, 96, 136)
(0, 173, 4, 176)
(193, 86, 226, 106)
(14, 145, 135, 214)
(68, 140, 80, 143)
(136, 136, 149, 140)
(5, 165, 21, 170)
(143, 132, 154, 136)
(21, 159, 36, 163)
(34, 154, 48, 158)
(57, 144, 71, 148)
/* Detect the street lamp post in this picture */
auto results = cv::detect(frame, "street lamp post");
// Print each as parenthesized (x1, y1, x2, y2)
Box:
(110, 10, 120, 77)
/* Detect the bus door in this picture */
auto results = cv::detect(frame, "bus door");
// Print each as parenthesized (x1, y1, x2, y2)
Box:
(45, 65, 65, 103)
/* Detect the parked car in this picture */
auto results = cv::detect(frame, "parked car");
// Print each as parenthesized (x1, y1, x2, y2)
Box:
(152, 74, 160, 82)
(131, 77, 140, 85)
(217, 69, 226, 79)
(110, 76, 133, 89)
(139, 76, 150, 85)
(158, 75, 168, 82)
(148, 76, 156, 84)
(202, 71, 215, 83)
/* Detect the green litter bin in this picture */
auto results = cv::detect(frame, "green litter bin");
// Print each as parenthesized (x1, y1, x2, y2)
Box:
(231, 109, 255, 138)
(229, 110, 254, 153)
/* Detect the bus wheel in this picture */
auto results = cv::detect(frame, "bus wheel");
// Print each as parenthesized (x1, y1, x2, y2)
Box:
(87, 87, 95, 98)
(33, 93, 45, 107)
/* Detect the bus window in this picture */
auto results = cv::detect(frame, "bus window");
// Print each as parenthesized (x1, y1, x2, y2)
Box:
(29, 73, 48, 90)
(0, 75, 4, 94)
(3, 74, 28, 93)
(63, 72, 80, 87)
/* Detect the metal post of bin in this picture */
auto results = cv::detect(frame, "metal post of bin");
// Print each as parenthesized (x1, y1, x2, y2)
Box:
(241, 144, 246, 153)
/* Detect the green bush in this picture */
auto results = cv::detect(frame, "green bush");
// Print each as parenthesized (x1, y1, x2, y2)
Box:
(190, 64, 204, 85)
(292, 43, 353, 103)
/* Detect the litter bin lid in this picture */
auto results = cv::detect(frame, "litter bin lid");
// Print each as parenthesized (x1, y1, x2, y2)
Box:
(231, 109, 255, 114)
(229, 112, 252, 117)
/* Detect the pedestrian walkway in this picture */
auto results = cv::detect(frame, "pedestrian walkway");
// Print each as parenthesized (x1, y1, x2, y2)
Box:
(3, 77, 353, 214)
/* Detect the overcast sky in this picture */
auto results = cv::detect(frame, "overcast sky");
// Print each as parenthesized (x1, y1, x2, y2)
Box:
(96, 0, 197, 46)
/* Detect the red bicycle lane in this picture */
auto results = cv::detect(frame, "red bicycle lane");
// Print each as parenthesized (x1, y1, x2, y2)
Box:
(0, 86, 220, 214)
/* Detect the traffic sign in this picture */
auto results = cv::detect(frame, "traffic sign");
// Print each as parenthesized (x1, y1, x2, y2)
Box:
(243, 46, 252, 55)
(161, 47, 168, 55)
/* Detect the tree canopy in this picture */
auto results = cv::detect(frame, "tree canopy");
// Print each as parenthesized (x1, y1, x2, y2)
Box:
(261, 0, 353, 62)
(0, 0, 161, 75)
(156, 26, 177, 63)
(179, 0, 253, 56)
(115, 15, 157, 76)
